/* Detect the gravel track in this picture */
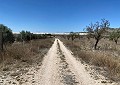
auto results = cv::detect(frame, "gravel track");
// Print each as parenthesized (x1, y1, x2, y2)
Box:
(1, 39, 117, 85)
(22, 38, 104, 85)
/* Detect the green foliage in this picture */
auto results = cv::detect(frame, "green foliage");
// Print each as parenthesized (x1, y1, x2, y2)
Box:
(0, 24, 15, 44)
(16, 30, 51, 42)
(109, 29, 120, 44)
(20, 30, 32, 41)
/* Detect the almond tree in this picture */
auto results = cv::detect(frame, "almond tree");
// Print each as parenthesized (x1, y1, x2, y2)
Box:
(86, 19, 110, 50)
(70, 32, 77, 41)
(109, 29, 120, 44)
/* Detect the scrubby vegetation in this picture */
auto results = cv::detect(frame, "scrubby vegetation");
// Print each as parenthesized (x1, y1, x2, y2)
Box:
(59, 19, 120, 82)
(0, 19, 120, 83)
(15, 30, 52, 42)
(0, 24, 54, 80)
(61, 38, 120, 82)
(0, 38, 54, 77)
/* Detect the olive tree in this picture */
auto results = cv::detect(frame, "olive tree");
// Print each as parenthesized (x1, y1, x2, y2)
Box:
(0, 24, 15, 51)
(0, 28, 3, 51)
(20, 30, 32, 41)
(0, 24, 15, 44)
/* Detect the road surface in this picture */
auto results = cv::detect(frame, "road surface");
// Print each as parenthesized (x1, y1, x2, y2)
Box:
(2, 39, 116, 85)
(21, 39, 109, 85)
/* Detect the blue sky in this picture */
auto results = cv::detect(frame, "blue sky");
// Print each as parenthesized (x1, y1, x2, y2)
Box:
(0, 0, 120, 33)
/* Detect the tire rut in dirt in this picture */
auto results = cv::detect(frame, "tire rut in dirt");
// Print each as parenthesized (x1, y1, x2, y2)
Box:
(57, 41, 79, 85)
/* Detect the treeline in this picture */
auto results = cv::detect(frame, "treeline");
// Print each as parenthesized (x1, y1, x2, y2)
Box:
(62, 32, 84, 41)
(0, 24, 52, 51)
(1, 18, 120, 50)
(62, 19, 120, 50)
(15, 30, 52, 42)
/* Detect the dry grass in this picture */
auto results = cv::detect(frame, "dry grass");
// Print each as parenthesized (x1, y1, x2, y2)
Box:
(0, 38, 54, 74)
(60, 37, 120, 82)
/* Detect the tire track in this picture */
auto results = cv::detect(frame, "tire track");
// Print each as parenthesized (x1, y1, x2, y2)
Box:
(20, 39, 109, 85)
(57, 41, 79, 85)
(58, 39, 105, 85)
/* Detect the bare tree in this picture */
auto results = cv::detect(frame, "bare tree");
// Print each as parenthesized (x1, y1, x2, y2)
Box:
(86, 19, 110, 50)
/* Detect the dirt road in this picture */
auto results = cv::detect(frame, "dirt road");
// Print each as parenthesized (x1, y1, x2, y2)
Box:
(20, 38, 112, 85)
(3, 39, 117, 85)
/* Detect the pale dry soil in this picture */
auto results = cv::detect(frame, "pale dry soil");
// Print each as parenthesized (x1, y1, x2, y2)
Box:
(0, 39, 119, 85)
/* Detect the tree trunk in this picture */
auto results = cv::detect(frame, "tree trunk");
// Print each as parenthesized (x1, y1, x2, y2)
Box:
(71, 36, 74, 41)
(115, 40, 118, 44)
(0, 30, 3, 51)
(94, 39, 99, 50)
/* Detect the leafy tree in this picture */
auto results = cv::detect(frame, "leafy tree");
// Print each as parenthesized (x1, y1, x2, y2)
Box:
(25, 31, 32, 41)
(0, 24, 15, 44)
(109, 29, 120, 44)
(19, 30, 50, 42)
(20, 30, 32, 41)
(86, 19, 110, 50)
(15, 35, 22, 42)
